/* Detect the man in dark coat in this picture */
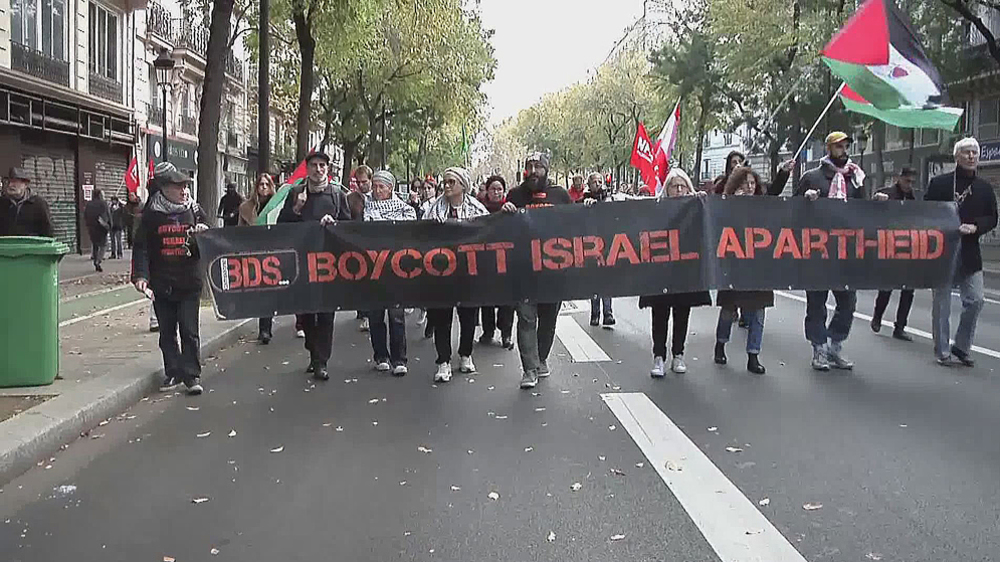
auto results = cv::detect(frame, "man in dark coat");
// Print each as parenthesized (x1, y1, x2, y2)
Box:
(501, 151, 572, 389)
(84, 189, 112, 272)
(278, 151, 352, 381)
(925, 137, 998, 367)
(796, 131, 889, 372)
(870, 167, 918, 342)
(217, 182, 244, 227)
(0, 167, 54, 238)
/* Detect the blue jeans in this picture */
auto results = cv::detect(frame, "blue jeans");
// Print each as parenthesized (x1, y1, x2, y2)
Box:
(717, 307, 764, 354)
(367, 309, 407, 365)
(805, 290, 856, 347)
(932, 270, 984, 359)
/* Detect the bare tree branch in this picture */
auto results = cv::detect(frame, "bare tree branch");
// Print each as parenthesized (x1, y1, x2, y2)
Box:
(941, 0, 1000, 65)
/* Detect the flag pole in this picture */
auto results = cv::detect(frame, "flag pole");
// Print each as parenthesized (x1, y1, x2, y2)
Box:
(792, 82, 846, 162)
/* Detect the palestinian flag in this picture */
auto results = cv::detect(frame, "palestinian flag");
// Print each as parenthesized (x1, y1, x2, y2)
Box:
(822, 0, 961, 125)
(839, 85, 963, 131)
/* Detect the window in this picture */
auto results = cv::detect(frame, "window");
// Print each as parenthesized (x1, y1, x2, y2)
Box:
(11, 0, 65, 59)
(978, 97, 999, 140)
(702, 159, 710, 180)
(919, 129, 939, 146)
(89, 3, 119, 81)
(723, 132, 733, 146)
(703, 135, 711, 148)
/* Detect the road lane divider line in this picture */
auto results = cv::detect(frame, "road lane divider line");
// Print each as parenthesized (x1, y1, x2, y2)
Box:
(952, 291, 1000, 306)
(602, 392, 809, 562)
(555, 316, 611, 362)
(775, 291, 1000, 361)
(59, 298, 148, 328)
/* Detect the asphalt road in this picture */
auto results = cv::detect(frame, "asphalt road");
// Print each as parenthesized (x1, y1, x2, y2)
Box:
(1, 293, 998, 561)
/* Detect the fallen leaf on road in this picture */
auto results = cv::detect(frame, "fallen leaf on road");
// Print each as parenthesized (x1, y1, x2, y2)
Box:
(404, 531, 411, 536)
(186, 406, 199, 411)
(610, 534, 626, 541)
(899, 424, 908, 428)
(493, 364, 503, 367)
(468, 378, 475, 383)
(635, 462, 644, 468)
(228, 430, 237, 438)
(535, 407, 546, 412)
(531, 392, 541, 396)
(467, 450, 474, 455)
(417, 446, 433, 454)
(282, 361, 289, 365)
(866, 553, 883, 561)
(666, 460, 683, 472)
(571, 482, 582, 491)
(612, 386, 622, 390)
(609, 425, 616, 431)
(802, 503, 823, 511)
(487, 386, 495, 391)
(610, 468, 625, 476)
(725, 446, 743, 453)
(707, 427, 718, 432)
(164, 558, 175, 562)
(400, 481, 407, 486)
(598, 456, 606, 461)
(524, 447, 533, 452)
(495, 415, 508, 420)
(191, 497, 210, 504)
(451, 486, 461, 491)
(547, 531, 556, 542)
(210, 548, 220, 555)
(322, 423, 332, 427)
(372, 421, 379, 426)
(196, 432, 212, 438)
(745, 529, 764, 535)
(368, 398, 379, 404)
(90, 434, 104, 440)
(98, 420, 109, 427)
(759, 498, 771, 506)
(270, 446, 284, 453)
(336, 426, 344, 432)
(488, 491, 499, 501)
(561, 390, 571, 394)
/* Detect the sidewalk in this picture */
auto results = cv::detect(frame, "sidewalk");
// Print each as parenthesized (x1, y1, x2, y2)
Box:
(0, 298, 253, 485)
(59, 250, 133, 285)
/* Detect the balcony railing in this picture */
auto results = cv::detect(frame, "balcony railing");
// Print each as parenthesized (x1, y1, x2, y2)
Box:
(227, 131, 239, 148)
(11, 43, 70, 88)
(179, 114, 197, 135)
(226, 55, 244, 83)
(175, 22, 209, 58)
(147, 2, 174, 42)
(147, 102, 165, 127)
(88, 72, 123, 104)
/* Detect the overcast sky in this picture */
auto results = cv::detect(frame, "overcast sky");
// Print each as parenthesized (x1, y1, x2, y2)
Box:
(479, 0, 645, 124)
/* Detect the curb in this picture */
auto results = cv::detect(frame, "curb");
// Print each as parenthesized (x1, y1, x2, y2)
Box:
(0, 318, 254, 487)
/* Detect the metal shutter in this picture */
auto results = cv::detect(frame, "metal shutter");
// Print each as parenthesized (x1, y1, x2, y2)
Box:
(21, 142, 77, 249)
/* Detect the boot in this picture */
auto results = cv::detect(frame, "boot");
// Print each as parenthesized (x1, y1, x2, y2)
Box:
(714, 342, 727, 365)
(747, 353, 766, 375)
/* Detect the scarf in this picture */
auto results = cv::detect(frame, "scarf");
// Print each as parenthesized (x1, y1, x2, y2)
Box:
(443, 167, 473, 194)
(306, 177, 329, 194)
(148, 190, 194, 215)
(820, 156, 865, 200)
(423, 193, 488, 221)
(364, 194, 416, 222)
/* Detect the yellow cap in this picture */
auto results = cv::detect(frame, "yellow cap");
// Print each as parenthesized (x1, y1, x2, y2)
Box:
(825, 131, 853, 145)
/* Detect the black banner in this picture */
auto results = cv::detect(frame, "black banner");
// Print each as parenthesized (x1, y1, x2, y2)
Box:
(196, 198, 960, 320)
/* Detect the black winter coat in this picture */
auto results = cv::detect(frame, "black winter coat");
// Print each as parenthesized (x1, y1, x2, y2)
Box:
(795, 161, 865, 199)
(131, 203, 210, 297)
(0, 193, 54, 238)
(277, 183, 352, 224)
(925, 168, 998, 276)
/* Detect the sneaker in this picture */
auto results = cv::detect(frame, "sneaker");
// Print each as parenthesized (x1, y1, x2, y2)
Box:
(747, 353, 766, 375)
(892, 329, 913, 342)
(671, 355, 688, 374)
(459, 356, 476, 373)
(951, 346, 975, 367)
(417, 310, 427, 325)
(159, 376, 181, 392)
(870, 316, 883, 333)
(714, 342, 727, 365)
(259, 333, 272, 345)
(149, 317, 160, 333)
(811, 345, 830, 371)
(738, 315, 748, 329)
(650, 356, 666, 378)
(479, 334, 495, 346)
(392, 364, 408, 376)
(537, 360, 550, 377)
(185, 378, 203, 396)
(305, 364, 315, 374)
(95, 264, 103, 273)
(590, 314, 600, 327)
(502, 336, 514, 350)
(936, 355, 957, 367)
(313, 365, 330, 381)
(828, 341, 854, 370)
(359, 318, 370, 332)
(434, 363, 453, 383)
(375, 361, 391, 372)
(603, 313, 616, 327)
(519, 370, 539, 389)
(296, 329, 306, 339)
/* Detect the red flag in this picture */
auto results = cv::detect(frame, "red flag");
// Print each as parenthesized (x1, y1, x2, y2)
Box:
(630, 122, 656, 189)
(124, 156, 140, 193)
(147, 159, 155, 181)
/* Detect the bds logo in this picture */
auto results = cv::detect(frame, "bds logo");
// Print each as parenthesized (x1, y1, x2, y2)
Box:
(209, 251, 299, 293)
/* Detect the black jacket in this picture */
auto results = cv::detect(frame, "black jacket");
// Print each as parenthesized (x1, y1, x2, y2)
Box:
(795, 160, 865, 199)
(877, 182, 917, 202)
(278, 182, 353, 224)
(85, 198, 111, 235)
(925, 168, 998, 276)
(0, 193, 54, 238)
(131, 203, 210, 297)
(218, 190, 244, 225)
(505, 181, 572, 209)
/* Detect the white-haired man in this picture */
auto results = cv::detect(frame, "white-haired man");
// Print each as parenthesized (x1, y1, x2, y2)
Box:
(925, 137, 998, 367)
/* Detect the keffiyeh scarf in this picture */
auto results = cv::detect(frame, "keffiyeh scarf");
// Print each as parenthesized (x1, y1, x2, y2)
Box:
(820, 156, 865, 200)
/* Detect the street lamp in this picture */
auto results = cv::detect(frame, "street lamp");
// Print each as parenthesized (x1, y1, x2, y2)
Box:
(153, 48, 176, 163)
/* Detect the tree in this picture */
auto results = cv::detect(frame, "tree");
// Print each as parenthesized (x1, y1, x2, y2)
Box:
(939, 0, 1000, 66)
(196, 0, 235, 214)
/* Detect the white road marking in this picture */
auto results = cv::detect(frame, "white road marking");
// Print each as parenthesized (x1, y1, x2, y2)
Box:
(952, 291, 1000, 306)
(59, 298, 148, 328)
(559, 300, 593, 315)
(775, 291, 1000, 361)
(555, 316, 611, 362)
(602, 392, 808, 562)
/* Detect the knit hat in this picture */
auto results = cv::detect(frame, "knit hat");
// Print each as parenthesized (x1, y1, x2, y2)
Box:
(373, 169, 396, 187)
(443, 166, 473, 193)
(525, 151, 550, 171)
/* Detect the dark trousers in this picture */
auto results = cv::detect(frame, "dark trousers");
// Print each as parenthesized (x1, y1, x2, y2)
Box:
(651, 304, 691, 358)
(368, 309, 407, 364)
(258, 317, 273, 338)
(873, 289, 914, 331)
(481, 306, 514, 339)
(301, 312, 335, 367)
(805, 290, 856, 346)
(90, 232, 107, 268)
(153, 294, 201, 383)
(109, 228, 124, 258)
(428, 307, 477, 364)
(515, 302, 561, 373)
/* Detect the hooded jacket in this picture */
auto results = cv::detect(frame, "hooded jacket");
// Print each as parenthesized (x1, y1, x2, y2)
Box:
(0, 191, 54, 237)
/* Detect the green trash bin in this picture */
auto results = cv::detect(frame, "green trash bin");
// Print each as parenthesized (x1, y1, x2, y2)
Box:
(0, 236, 70, 387)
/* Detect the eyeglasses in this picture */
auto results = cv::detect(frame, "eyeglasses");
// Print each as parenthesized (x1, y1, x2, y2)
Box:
(444, 178, 459, 186)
